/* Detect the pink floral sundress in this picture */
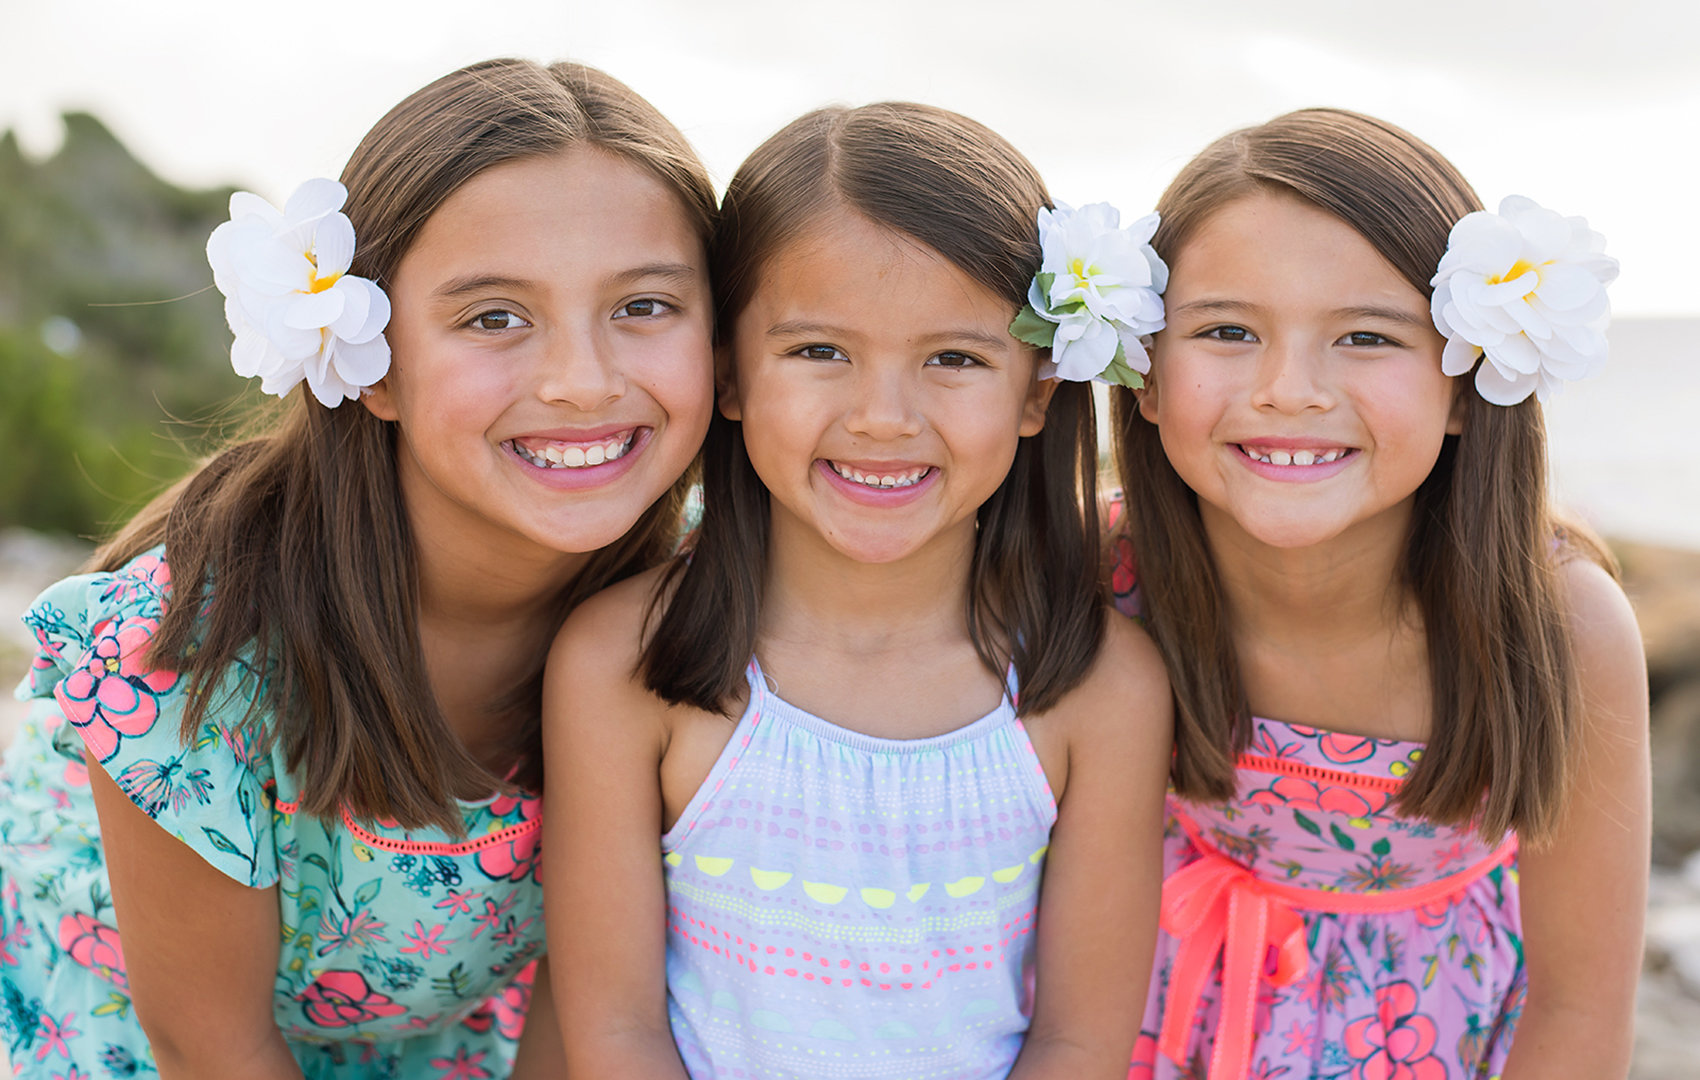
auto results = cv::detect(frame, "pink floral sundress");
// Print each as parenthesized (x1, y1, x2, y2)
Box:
(1113, 535, 1525, 1080)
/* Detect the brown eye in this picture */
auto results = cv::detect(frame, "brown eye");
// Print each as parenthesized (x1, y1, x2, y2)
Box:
(927, 351, 981, 369)
(799, 344, 846, 361)
(1206, 325, 1253, 343)
(471, 310, 528, 331)
(615, 298, 672, 319)
(1343, 331, 1393, 347)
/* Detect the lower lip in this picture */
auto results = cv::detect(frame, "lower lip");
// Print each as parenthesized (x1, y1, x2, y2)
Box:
(816, 460, 938, 506)
(1234, 445, 1357, 483)
(505, 430, 650, 490)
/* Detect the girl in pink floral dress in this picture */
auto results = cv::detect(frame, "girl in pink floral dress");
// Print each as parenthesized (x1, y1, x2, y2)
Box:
(1109, 109, 1649, 1080)
(0, 59, 716, 1078)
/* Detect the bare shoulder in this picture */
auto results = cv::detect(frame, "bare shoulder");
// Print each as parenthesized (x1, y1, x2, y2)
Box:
(545, 562, 679, 741)
(1557, 557, 1647, 719)
(1046, 609, 1173, 747)
(548, 563, 675, 677)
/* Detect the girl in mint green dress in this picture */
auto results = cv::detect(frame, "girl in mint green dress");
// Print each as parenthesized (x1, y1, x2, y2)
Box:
(0, 56, 717, 1079)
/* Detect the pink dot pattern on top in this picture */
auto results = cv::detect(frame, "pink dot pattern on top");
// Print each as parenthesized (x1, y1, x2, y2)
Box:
(661, 659, 1058, 1079)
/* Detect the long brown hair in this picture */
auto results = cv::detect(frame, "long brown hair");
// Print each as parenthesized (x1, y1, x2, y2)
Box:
(1111, 108, 1613, 842)
(643, 103, 1105, 717)
(97, 59, 717, 832)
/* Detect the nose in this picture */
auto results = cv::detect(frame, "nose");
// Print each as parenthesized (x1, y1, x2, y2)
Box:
(844, 363, 924, 441)
(1251, 336, 1335, 414)
(534, 323, 625, 412)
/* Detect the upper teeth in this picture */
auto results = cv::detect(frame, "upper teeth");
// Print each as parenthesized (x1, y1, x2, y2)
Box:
(830, 462, 929, 489)
(511, 434, 633, 469)
(1243, 447, 1345, 466)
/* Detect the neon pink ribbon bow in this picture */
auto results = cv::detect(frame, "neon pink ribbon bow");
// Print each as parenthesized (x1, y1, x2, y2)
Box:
(1157, 853, 1310, 1080)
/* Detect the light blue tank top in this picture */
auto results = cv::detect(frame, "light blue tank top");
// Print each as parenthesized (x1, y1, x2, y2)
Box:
(661, 659, 1058, 1079)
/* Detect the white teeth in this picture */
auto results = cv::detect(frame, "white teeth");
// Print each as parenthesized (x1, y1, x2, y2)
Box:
(1242, 446, 1347, 466)
(830, 462, 928, 489)
(511, 434, 633, 470)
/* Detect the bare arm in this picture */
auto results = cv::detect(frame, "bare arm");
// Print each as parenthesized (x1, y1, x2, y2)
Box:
(88, 756, 302, 1080)
(1501, 560, 1649, 1079)
(508, 958, 564, 1078)
(1010, 614, 1174, 1079)
(543, 580, 691, 1079)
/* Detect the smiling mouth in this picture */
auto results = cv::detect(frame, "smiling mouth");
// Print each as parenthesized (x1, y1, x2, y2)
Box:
(825, 461, 934, 489)
(1237, 444, 1352, 466)
(507, 430, 638, 469)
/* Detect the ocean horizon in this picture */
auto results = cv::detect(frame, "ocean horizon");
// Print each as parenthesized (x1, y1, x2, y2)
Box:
(1546, 317, 1700, 552)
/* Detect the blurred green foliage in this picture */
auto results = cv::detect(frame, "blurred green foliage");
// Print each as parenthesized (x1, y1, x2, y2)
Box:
(0, 114, 261, 538)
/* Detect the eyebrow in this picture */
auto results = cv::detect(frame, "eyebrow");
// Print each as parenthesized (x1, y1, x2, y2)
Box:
(1166, 298, 1258, 319)
(430, 262, 700, 300)
(606, 262, 702, 289)
(766, 320, 1011, 351)
(1330, 305, 1431, 329)
(432, 274, 532, 300)
(1167, 298, 1429, 328)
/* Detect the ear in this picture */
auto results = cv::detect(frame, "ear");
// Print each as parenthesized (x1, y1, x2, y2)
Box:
(714, 341, 742, 421)
(1445, 377, 1468, 436)
(361, 378, 400, 422)
(1135, 371, 1160, 424)
(1018, 371, 1061, 437)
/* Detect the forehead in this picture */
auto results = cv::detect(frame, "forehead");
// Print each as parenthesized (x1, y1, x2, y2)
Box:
(1168, 190, 1423, 309)
(745, 208, 1012, 327)
(396, 148, 703, 283)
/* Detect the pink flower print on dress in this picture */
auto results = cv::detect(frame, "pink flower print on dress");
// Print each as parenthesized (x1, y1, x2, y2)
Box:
(400, 921, 457, 960)
(1245, 775, 1390, 820)
(316, 908, 388, 957)
(1342, 980, 1448, 1080)
(298, 970, 408, 1028)
(431, 1046, 494, 1080)
(1315, 732, 1379, 765)
(56, 616, 179, 764)
(34, 1010, 80, 1061)
(460, 961, 532, 1041)
(474, 794, 541, 884)
(57, 913, 128, 989)
(97, 554, 170, 606)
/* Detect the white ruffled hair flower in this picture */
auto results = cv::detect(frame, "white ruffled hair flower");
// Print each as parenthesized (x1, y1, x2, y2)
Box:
(1010, 202, 1168, 387)
(206, 179, 391, 407)
(1430, 195, 1618, 406)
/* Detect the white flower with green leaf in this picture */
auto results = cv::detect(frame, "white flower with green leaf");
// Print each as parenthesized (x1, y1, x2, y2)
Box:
(206, 179, 391, 408)
(1009, 202, 1168, 387)
(1430, 195, 1617, 406)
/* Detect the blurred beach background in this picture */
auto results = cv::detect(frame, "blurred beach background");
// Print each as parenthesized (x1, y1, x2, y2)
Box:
(2, 0, 1697, 1072)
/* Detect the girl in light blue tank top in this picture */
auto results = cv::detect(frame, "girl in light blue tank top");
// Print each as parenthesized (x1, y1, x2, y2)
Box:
(541, 102, 1176, 1080)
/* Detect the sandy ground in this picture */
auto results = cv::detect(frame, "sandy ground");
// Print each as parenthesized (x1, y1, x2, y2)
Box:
(1, 528, 1696, 1075)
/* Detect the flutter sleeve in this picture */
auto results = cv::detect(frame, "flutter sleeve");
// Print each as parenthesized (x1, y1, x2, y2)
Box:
(17, 548, 281, 887)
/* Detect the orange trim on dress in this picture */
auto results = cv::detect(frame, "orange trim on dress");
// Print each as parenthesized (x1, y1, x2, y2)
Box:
(1235, 752, 1405, 793)
(269, 795, 541, 857)
(1157, 769, 1518, 1080)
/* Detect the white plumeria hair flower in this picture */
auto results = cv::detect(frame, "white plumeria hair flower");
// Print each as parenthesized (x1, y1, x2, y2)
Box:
(206, 179, 392, 408)
(1430, 195, 1618, 406)
(1009, 201, 1168, 388)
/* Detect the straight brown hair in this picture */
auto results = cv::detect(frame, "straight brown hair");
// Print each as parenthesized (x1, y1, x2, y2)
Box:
(1111, 108, 1613, 843)
(643, 103, 1105, 717)
(96, 59, 717, 832)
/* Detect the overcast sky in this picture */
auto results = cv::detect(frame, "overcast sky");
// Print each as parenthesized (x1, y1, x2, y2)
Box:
(4, 0, 1696, 315)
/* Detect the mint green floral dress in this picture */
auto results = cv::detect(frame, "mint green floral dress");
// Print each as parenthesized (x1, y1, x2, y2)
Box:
(0, 550, 544, 1079)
